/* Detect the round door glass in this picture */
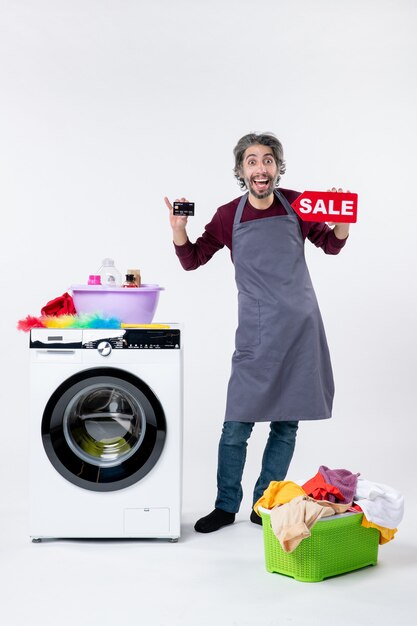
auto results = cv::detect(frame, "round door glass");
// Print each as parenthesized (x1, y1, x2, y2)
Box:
(42, 368, 167, 491)
(63, 384, 146, 467)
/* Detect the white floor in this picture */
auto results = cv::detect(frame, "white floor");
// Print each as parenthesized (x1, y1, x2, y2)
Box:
(2, 500, 417, 626)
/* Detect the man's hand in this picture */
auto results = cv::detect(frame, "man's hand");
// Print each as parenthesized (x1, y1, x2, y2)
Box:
(164, 196, 189, 246)
(327, 187, 350, 239)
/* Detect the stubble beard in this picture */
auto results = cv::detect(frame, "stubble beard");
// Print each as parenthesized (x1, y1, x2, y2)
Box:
(244, 175, 279, 199)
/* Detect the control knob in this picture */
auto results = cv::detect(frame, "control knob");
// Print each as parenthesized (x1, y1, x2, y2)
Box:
(97, 341, 112, 357)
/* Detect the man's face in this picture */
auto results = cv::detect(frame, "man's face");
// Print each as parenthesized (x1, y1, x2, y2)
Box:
(240, 144, 279, 199)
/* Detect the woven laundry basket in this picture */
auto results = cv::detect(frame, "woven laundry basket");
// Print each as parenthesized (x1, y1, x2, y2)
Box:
(259, 508, 379, 582)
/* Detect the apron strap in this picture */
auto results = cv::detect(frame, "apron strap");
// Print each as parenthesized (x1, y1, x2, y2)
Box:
(233, 189, 298, 226)
(274, 190, 298, 219)
(233, 193, 248, 226)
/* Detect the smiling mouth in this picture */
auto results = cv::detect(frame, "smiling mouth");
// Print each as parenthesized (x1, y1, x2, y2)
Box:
(252, 177, 270, 190)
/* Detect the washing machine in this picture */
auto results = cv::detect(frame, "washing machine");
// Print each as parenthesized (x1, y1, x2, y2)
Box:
(29, 325, 183, 541)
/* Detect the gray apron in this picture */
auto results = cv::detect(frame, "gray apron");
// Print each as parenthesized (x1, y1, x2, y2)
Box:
(224, 190, 334, 422)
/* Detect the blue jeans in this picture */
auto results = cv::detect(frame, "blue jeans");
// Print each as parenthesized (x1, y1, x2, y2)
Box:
(215, 420, 299, 514)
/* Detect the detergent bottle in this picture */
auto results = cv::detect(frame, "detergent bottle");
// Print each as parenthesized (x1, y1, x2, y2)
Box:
(97, 258, 123, 287)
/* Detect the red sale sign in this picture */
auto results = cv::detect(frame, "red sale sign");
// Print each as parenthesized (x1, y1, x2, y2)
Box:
(291, 191, 358, 223)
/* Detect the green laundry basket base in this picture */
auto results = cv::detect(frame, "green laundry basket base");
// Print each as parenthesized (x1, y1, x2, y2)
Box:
(260, 511, 379, 583)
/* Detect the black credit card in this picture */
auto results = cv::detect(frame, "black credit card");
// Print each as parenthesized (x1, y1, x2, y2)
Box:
(173, 201, 195, 216)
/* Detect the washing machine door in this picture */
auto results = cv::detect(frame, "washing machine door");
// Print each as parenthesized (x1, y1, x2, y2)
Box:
(42, 368, 166, 491)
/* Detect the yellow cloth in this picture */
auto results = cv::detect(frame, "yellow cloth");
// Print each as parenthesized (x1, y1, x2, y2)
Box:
(361, 516, 397, 544)
(254, 481, 306, 515)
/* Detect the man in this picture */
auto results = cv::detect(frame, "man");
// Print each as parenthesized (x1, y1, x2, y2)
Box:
(164, 132, 350, 533)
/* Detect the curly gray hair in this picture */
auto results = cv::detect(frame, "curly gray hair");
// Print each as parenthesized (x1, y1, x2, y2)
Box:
(233, 133, 286, 189)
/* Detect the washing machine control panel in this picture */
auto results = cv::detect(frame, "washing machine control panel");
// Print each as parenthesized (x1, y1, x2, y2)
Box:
(83, 329, 181, 350)
(30, 328, 181, 350)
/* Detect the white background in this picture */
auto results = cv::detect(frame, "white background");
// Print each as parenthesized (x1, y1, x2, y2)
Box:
(0, 1, 416, 623)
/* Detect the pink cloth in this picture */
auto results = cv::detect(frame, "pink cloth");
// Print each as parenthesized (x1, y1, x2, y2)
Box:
(302, 472, 345, 502)
(318, 466, 359, 504)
